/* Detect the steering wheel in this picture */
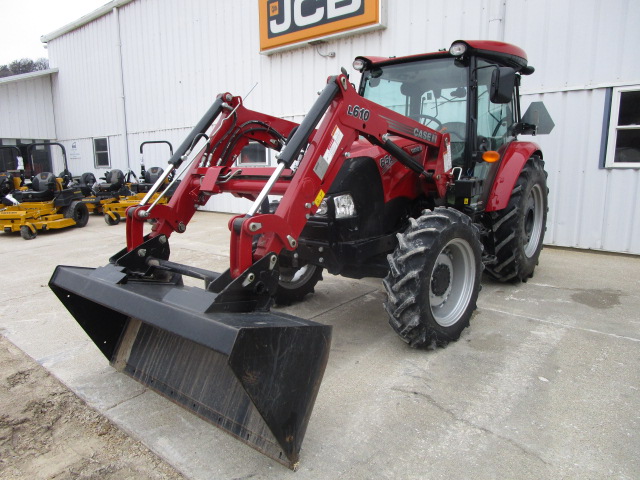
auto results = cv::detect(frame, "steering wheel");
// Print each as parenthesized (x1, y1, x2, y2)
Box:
(417, 114, 442, 129)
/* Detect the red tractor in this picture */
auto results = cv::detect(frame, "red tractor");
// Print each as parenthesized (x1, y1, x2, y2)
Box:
(51, 40, 550, 469)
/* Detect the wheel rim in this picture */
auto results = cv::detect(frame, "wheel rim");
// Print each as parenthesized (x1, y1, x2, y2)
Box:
(523, 184, 544, 258)
(429, 238, 476, 327)
(279, 265, 318, 290)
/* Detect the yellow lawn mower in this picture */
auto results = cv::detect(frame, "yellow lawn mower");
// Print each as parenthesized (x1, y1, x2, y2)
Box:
(0, 143, 88, 240)
(103, 141, 177, 225)
(80, 168, 132, 215)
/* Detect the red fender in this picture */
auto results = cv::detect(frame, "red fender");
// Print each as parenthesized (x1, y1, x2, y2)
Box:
(486, 141, 542, 212)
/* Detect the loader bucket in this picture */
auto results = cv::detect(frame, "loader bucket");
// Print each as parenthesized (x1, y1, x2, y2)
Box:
(49, 264, 331, 469)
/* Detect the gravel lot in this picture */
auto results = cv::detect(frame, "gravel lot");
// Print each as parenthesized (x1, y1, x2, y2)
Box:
(0, 336, 184, 480)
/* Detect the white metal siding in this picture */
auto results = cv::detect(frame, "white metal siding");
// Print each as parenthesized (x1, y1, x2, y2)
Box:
(505, 0, 640, 92)
(41, 0, 640, 254)
(0, 75, 56, 140)
(47, 13, 126, 174)
(505, 0, 640, 254)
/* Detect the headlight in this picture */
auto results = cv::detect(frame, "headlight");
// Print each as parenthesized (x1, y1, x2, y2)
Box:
(352, 58, 366, 71)
(333, 194, 357, 219)
(316, 199, 329, 216)
(449, 41, 467, 56)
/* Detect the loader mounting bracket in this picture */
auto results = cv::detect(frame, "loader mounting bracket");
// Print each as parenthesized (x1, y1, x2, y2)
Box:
(109, 233, 280, 313)
(109, 234, 171, 276)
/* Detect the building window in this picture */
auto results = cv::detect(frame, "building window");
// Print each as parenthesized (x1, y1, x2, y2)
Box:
(93, 137, 110, 167)
(605, 86, 640, 168)
(237, 142, 269, 165)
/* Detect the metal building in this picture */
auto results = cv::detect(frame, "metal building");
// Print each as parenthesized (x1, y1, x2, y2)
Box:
(0, 0, 639, 254)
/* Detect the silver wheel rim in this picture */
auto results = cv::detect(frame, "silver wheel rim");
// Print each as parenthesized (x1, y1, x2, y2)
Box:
(279, 264, 318, 290)
(524, 184, 544, 258)
(429, 238, 476, 327)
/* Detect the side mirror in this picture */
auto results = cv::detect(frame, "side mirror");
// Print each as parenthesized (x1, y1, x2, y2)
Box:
(490, 67, 516, 104)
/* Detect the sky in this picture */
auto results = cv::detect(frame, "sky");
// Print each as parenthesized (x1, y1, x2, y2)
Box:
(0, 0, 110, 65)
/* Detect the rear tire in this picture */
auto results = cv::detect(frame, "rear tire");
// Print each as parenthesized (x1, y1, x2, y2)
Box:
(384, 207, 482, 348)
(65, 201, 89, 228)
(274, 264, 323, 306)
(20, 225, 37, 240)
(485, 156, 548, 282)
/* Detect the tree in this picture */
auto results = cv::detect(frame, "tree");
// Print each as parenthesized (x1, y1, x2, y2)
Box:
(0, 58, 49, 78)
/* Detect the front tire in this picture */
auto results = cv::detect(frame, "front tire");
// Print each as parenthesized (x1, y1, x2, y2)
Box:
(274, 264, 323, 306)
(485, 156, 548, 282)
(104, 212, 121, 225)
(384, 207, 482, 348)
(20, 225, 37, 240)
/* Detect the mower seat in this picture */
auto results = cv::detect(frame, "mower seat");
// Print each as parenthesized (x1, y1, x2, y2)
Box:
(0, 171, 14, 196)
(145, 166, 164, 183)
(94, 169, 125, 193)
(13, 172, 56, 202)
(58, 169, 73, 188)
(79, 172, 97, 196)
(134, 167, 164, 193)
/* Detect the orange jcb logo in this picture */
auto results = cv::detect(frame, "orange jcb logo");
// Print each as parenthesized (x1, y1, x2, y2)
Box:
(267, 0, 363, 37)
(260, 0, 384, 53)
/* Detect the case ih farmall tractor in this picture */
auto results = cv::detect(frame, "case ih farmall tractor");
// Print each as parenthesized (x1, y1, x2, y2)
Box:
(50, 40, 549, 469)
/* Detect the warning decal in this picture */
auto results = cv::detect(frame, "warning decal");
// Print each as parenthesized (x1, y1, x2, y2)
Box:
(314, 189, 326, 207)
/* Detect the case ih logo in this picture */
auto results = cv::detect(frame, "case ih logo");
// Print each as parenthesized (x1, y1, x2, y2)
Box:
(259, 0, 385, 53)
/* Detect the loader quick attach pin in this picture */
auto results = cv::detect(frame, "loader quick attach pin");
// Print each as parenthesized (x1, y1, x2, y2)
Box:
(242, 273, 256, 287)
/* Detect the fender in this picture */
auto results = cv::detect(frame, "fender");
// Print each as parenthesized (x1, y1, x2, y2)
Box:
(485, 141, 542, 212)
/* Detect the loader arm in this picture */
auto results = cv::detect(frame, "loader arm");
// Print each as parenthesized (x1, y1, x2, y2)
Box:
(122, 73, 453, 280)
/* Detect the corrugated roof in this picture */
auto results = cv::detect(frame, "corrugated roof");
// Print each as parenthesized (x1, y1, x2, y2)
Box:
(0, 68, 59, 85)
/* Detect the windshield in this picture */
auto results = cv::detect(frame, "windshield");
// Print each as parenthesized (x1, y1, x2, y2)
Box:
(361, 57, 468, 163)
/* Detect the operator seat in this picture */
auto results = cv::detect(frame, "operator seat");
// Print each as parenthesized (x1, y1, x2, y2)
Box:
(0, 171, 14, 196)
(58, 169, 73, 188)
(13, 172, 56, 202)
(134, 167, 164, 193)
(78, 172, 97, 197)
(94, 169, 126, 193)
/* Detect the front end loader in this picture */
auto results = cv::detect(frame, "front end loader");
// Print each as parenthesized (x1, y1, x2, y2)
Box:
(50, 40, 551, 468)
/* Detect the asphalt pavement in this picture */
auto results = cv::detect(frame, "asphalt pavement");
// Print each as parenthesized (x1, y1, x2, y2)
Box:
(1, 211, 638, 479)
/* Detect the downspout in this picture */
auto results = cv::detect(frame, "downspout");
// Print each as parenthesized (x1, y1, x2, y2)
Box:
(488, 0, 507, 41)
(498, 0, 507, 41)
(114, 6, 130, 170)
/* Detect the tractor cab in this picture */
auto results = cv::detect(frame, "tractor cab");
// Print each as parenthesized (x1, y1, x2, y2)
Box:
(356, 40, 537, 207)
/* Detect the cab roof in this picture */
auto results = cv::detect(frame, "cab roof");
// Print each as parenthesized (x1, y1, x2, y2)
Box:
(355, 40, 532, 74)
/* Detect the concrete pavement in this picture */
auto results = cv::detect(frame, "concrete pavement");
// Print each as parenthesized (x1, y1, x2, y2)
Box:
(1, 211, 638, 479)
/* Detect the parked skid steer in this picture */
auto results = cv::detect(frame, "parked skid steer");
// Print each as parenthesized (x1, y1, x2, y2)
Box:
(50, 41, 551, 468)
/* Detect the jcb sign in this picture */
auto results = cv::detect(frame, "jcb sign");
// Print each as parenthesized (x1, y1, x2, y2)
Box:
(259, 0, 385, 54)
